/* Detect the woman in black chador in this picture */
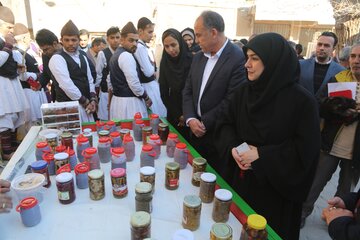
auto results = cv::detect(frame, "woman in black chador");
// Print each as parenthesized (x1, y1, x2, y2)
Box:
(215, 32, 321, 239)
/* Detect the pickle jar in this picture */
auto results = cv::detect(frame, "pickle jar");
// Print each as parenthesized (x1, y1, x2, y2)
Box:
(110, 168, 128, 198)
(199, 172, 217, 203)
(60, 132, 73, 150)
(192, 157, 207, 187)
(212, 189, 233, 223)
(158, 123, 169, 145)
(135, 182, 153, 213)
(45, 133, 58, 153)
(56, 172, 76, 204)
(240, 214, 268, 240)
(140, 166, 156, 193)
(83, 129, 93, 147)
(182, 195, 202, 231)
(165, 162, 180, 190)
(54, 152, 70, 173)
(130, 211, 151, 240)
(210, 223, 233, 240)
(142, 126, 153, 145)
(88, 169, 105, 200)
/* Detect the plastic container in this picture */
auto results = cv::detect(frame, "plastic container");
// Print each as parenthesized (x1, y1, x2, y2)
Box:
(74, 163, 90, 189)
(16, 197, 41, 227)
(174, 142, 189, 169)
(132, 112, 142, 130)
(54, 145, 66, 153)
(35, 142, 50, 161)
(98, 137, 112, 163)
(38, 129, 62, 142)
(110, 168, 128, 198)
(148, 134, 161, 159)
(96, 120, 105, 133)
(110, 131, 122, 148)
(133, 119, 145, 142)
(76, 136, 90, 162)
(140, 145, 156, 168)
(212, 189, 233, 223)
(123, 134, 135, 162)
(166, 133, 179, 157)
(83, 129, 93, 147)
(199, 172, 217, 203)
(67, 149, 77, 170)
(42, 152, 55, 175)
(106, 120, 117, 133)
(82, 147, 100, 170)
(149, 114, 160, 134)
(11, 173, 45, 203)
(111, 147, 126, 169)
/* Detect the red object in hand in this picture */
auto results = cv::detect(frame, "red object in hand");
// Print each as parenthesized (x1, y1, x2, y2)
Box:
(329, 90, 352, 99)
(27, 77, 41, 89)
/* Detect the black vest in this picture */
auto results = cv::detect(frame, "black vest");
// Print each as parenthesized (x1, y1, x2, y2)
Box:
(53, 50, 90, 102)
(0, 50, 18, 79)
(109, 47, 139, 98)
(17, 49, 40, 89)
(135, 41, 156, 83)
(100, 48, 113, 92)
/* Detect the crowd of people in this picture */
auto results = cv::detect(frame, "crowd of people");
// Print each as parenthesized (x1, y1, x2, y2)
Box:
(1, 4, 360, 239)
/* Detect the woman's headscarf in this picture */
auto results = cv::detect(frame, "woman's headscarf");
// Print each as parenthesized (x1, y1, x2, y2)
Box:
(181, 27, 201, 53)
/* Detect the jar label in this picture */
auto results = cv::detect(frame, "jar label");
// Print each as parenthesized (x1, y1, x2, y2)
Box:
(58, 191, 70, 200)
(113, 184, 128, 195)
(169, 178, 179, 187)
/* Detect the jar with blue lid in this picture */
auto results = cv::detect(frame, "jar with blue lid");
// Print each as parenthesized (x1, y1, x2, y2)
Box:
(31, 160, 51, 188)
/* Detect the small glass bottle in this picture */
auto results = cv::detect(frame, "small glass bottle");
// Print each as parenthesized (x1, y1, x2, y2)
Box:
(45, 133, 58, 153)
(110, 147, 126, 169)
(240, 214, 268, 240)
(166, 133, 178, 157)
(158, 123, 169, 145)
(54, 152, 69, 173)
(31, 160, 51, 188)
(142, 126, 153, 145)
(140, 145, 156, 168)
(199, 172, 217, 203)
(182, 195, 202, 231)
(123, 134, 135, 162)
(111, 168, 128, 198)
(110, 131, 122, 148)
(212, 189, 233, 223)
(60, 132, 73, 150)
(56, 172, 76, 204)
(135, 182, 153, 213)
(98, 137, 112, 163)
(140, 166, 155, 193)
(165, 162, 180, 190)
(192, 157, 207, 187)
(88, 169, 105, 200)
(130, 211, 151, 240)
(210, 223, 233, 240)
(35, 142, 50, 161)
(74, 162, 89, 189)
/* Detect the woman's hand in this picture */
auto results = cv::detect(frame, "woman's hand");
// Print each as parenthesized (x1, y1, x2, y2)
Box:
(231, 145, 259, 170)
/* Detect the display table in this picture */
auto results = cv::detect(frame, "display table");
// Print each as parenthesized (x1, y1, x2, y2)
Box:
(0, 121, 281, 240)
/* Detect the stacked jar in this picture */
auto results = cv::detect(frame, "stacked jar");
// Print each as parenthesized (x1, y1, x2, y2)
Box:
(140, 166, 155, 193)
(192, 157, 207, 186)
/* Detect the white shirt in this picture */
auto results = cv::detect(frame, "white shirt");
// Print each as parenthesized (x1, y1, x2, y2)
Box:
(96, 47, 116, 88)
(49, 48, 95, 100)
(134, 40, 155, 77)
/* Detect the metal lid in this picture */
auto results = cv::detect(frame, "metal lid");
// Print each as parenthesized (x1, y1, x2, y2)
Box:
(183, 195, 201, 208)
(61, 132, 72, 138)
(158, 122, 168, 128)
(130, 211, 151, 227)
(166, 162, 180, 170)
(140, 166, 155, 175)
(135, 182, 152, 194)
(192, 157, 207, 166)
(142, 126, 152, 131)
(210, 223, 233, 239)
(55, 172, 73, 183)
(54, 152, 69, 160)
(200, 172, 216, 183)
(215, 189, 232, 201)
(88, 169, 104, 179)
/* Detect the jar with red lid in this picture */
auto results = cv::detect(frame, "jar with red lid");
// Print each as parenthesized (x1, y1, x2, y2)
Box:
(111, 168, 128, 198)
(119, 128, 130, 140)
(98, 137, 112, 163)
(76, 136, 90, 162)
(140, 145, 156, 168)
(60, 132, 73, 150)
(110, 131, 122, 148)
(75, 162, 90, 189)
(166, 133, 179, 158)
(147, 134, 161, 159)
(106, 120, 117, 133)
(31, 160, 51, 188)
(35, 142, 50, 161)
(56, 163, 71, 175)
(82, 147, 100, 170)
(133, 119, 145, 142)
(55, 145, 66, 154)
(123, 134, 135, 162)
(67, 149, 77, 170)
(16, 197, 41, 227)
(150, 114, 160, 134)
(42, 152, 55, 175)
(54, 152, 69, 173)
(132, 112, 142, 130)
(56, 172, 76, 204)
(174, 142, 190, 169)
(111, 147, 126, 169)
(96, 120, 105, 133)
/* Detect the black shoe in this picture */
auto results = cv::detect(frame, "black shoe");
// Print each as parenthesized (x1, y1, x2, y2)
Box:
(300, 216, 306, 229)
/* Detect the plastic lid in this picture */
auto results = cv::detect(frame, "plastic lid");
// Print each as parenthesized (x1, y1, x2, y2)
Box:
(176, 142, 186, 149)
(123, 134, 133, 143)
(192, 157, 207, 166)
(107, 120, 115, 126)
(201, 172, 216, 183)
(172, 229, 194, 240)
(110, 168, 126, 177)
(99, 137, 111, 143)
(166, 162, 179, 170)
(110, 131, 121, 137)
(61, 132, 72, 138)
(210, 223, 233, 238)
(183, 195, 202, 208)
(54, 152, 69, 160)
(68, 149, 75, 156)
(134, 112, 142, 119)
(149, 134, 160, 140)
(111, 147, 125, 154)
(42, 152, 54, 161)
(18, 197, 38, 210)
(30, 160, 48, 170)
(85, 147, 97, 154)
(140, 166, 155, 175)
(83, 128, 92, 133)
(77, 137, 89, 143)
(247, 214, 267, 230)
(168, 133, 178, 139)
(55, 172, 73, 183)
(135, 119, 144, 124)
(150, 113, 159, 119)
(75, 163, 90, 174)
(36, 141, 48, 148)
(215, 189, 233, 201)
(56, 164, 71, 174)
(135, 182, 152, 194)
(158, 123, 168, 128)
(88, 169, 104, 179)
(55, 145, 66, 152)
(45, 133, 57, 139)
(130, 211, 151, 227)
(96, 121, 105, 126)
(142, 144, 153, 152)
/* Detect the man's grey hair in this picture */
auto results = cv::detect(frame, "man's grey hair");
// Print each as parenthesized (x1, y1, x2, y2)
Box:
(199, 10, 225, 33)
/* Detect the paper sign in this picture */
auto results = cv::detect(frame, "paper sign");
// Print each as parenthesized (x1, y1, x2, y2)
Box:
(328, 82, 357, 100)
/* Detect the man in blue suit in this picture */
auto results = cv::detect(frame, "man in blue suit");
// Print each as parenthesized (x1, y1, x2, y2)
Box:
(182, 10, 246, 175)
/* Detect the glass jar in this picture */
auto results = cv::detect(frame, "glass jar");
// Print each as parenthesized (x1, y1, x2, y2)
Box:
(130, 211, 151, 240)
(119, 128, 130, 140)
(54, 152, 69, 173)
(60, 132, 73, 150)
(83, 130, 93, 147)
(149, 114, 160, 134)
(133, 119, 145, 142)
(140, 145, 156, 168)
(166, 133, 178, 158)
(212, 189, 233, 223)
(210, 223, 233, 240)
(35, 142, 50, 161)
(123, 134, 135, 162)
(111, 168, 128, 198)
(158, 123, 169, 145)
(42, 152, 55, 175)
(142, 126, 153, 145)
(56, 172, 76, 204)
(45, 133, 58, 153)
(74, 162, 89, 189)
(31, 160, 51, 188)
(76, 136, 90, 163)
(192, 157, 207, 187)
(140, 166, 155, 193)
(165, 162, 180, 190)
(110, 131, 122, 148)
(98, 137, 112, 163)
(135, 182, 153, 213)
(110, 147, 126, 169)
(199, 172, 217, 203)
(82, 147, 100, 170)
(240, 214, 268, 240)
(182, 195, 202, 231)
(98, 130, 110, 138)
(174, 142, 189, 169)
(88, 169, 105, 200)
(148, 134, 161, 159)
